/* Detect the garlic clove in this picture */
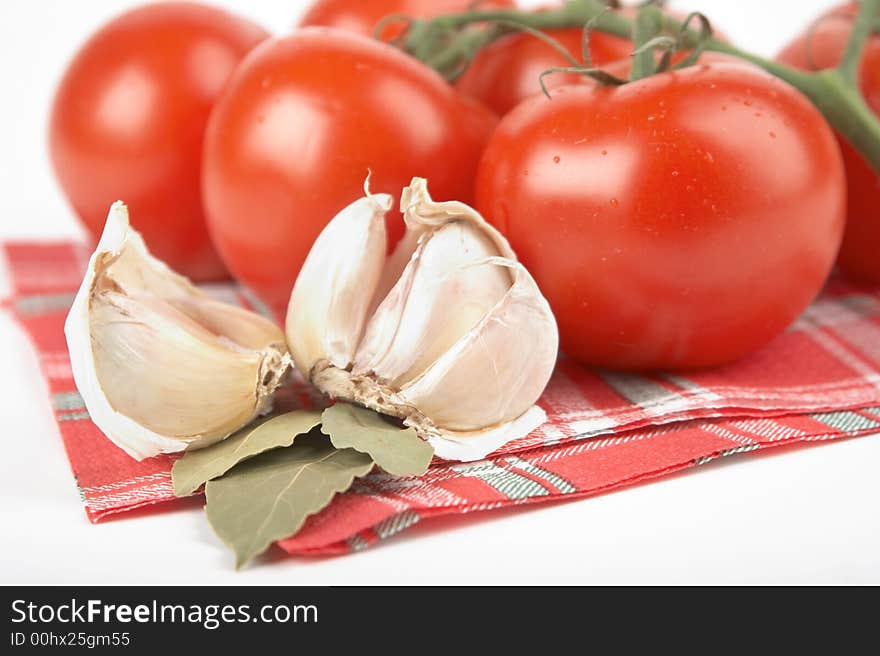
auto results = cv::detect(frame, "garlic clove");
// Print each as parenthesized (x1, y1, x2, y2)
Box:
(168, 296, 288, 352)
(65, 202, 290, 461)
(352, 178, 519, 386)
(285, 191, 392, 378)
(285, 177, 559, 462)
(363, 177, 515, 314)
(352, 221, 512, 387)
(398, 258, 559, 432)
(89, 291, 282, 445)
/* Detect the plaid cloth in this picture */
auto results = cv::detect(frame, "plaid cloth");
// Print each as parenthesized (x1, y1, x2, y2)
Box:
(4, 241, 880, 556)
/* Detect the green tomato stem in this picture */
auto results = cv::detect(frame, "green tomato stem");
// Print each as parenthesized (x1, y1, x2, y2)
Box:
(403, 0, 880, 175)
(629, 5, 663, 82)
(809, 68, 880, 170)
(838, 0, 878, 85)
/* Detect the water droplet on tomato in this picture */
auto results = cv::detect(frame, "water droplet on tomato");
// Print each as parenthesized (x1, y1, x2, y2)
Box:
(601, 150, 608, 156)
(769, 131, 776, 138)
(553, 156, 560, 163)
(672, 171, 679, 177)
(610, 198, 619, 208)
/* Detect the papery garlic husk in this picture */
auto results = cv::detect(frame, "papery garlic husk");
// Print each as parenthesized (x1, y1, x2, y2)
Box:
(65, 202, 291, 461)
(286, 178, 559, 461)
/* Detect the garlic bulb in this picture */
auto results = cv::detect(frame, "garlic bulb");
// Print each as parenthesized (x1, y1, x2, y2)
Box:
(65, 202, 290, 461)
(286, 178, 558, 460)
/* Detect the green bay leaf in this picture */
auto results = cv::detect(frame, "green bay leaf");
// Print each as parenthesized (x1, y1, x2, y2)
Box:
(205, 433, 374, 568)
(320, 403, 434, 477)
(171, 410, 322, 497)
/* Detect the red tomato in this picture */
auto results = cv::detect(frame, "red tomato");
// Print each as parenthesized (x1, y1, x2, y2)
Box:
(299, 0, 515, 41)
(203, 28, 497, 314)
(49, 3, 268, 281)
(457, 6, 728, 115)
(778, 2, 880, 284)
(475, 64, 846, 370)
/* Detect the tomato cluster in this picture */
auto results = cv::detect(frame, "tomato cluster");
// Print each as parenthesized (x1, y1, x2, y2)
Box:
(50, 1, 864, 372)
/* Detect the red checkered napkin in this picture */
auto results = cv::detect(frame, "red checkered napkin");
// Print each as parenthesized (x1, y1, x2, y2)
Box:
(4, 241, 880, 555)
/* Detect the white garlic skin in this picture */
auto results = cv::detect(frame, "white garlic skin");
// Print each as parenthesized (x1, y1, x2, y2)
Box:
(285, 178, 559, 459)
(65, 202, 290, 461)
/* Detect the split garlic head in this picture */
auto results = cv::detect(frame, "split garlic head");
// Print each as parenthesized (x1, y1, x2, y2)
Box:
(65, 202, 290, 461)
(286, 178, 559, 460)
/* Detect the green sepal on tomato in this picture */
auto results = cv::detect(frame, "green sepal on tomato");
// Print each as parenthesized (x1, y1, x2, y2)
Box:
(455, 25, 631, 116)
(778, 2, 880, 284)
(455, 6, 729, 116)
(49, 2, 269, 281)
(202, 28, 498, 315)
(476, 62, 846, 370)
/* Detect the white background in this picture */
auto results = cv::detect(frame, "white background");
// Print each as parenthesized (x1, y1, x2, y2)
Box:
(1, 0, 878, 584)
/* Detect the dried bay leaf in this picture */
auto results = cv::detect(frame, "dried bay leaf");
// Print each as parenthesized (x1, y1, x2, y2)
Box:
(321, 403, 434, 477)
(171, 410, 322, 497)
(204, 433, 374, 568)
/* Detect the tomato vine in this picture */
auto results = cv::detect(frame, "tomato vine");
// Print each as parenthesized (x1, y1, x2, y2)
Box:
(402, 0, 880, 176)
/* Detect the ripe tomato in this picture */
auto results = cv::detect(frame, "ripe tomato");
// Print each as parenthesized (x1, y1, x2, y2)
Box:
(298, 0, 515, 42)
(456, 7, 728, 115)
(475, 64, 846, 370)
(778, 2, 880, 284)
(203, 28, 497, 314)
(49, 3, 268, 281)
